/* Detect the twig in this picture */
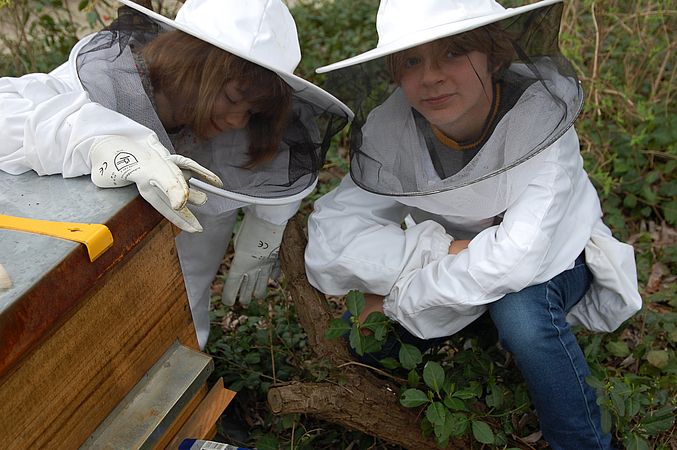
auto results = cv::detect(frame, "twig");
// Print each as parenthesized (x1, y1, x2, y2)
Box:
(336, 360, 408, 384)
(269, 324, 277, 385)
(590, 2, 601, 117)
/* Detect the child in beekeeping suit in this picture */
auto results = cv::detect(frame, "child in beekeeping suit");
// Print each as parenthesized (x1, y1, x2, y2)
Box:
(0, 0, 352, 349)
(305, 0, 641, 447)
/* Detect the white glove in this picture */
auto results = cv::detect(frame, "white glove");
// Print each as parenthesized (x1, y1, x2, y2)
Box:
(90, 135, 223, 233)
(222, 212, 286, 306)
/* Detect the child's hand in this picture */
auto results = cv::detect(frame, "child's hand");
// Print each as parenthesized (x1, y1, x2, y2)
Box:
(358, 294, 385, 335)
(449, 239, 470, 254)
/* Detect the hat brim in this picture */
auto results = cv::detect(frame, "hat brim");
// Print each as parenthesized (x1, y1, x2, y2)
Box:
(117, 0, 353, 118)
(316, 0, 561, 73)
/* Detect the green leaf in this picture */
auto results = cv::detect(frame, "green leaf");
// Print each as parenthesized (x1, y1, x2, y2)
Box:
(486, 383, 504, 409)
(624, 433, 650, 450)
(646, 350, 669, 369)
(623, 193, 637, 208)
(600, 404, 612, 434)
(244, 352, 260, 364)
(346, 290, 365, 316)
(379, 357, 400, 370)
(585, 375, 606, 390)
(664, 200, 677, 225)
(606, 340, 631, 357)
(425, 401, 447, 427)
(400, 388, 429, 408)
(471, 420, 495, 444)
(452, 389, 478, 400)
(349, 326, 364, 355)
(324, 318, 351, 340)
(433, 409, 453, 444)
(446, 412, 469, 437)
(399, 343, 423, 370)
(362, 311, 390, 340)
(407, 369, 420, 387)
(362, 334, 383, 354)
(255, 434, 280, 450)
(422, 361, 445, 395)
(641, 406, 675, 435)
(611, 392, 626, 417)
(625, 394, 641, 417)
(443, 396, 468, 411)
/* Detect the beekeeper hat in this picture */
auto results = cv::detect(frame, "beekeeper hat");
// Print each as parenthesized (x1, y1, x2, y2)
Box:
(317, 0, 562, 73)
(118, 0, 353, 119)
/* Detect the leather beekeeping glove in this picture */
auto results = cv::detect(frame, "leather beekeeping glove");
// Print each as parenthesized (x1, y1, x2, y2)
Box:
(222, 211, 286, 306)
(90, 135, 223, 233)
(0, 263, 10, 289)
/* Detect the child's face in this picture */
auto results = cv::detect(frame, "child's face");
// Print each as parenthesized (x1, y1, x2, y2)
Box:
(398, 42, 493, 141)
(203, 81, 256, 139)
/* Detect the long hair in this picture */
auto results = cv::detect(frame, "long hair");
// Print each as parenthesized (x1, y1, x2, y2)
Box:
(142, 30, 293, 166)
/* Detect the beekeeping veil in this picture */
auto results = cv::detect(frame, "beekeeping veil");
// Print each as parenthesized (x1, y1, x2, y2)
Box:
(317, 0, 582, 212)
(74, 0, 353, 207)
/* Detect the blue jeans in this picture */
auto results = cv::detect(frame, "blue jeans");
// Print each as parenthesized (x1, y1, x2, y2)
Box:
(488, 253, 611, 450)
(347, 254, 611, 450)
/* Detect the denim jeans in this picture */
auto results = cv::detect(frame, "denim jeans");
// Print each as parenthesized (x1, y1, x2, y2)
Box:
(488, 253, 611, 449)
(346, 253, 612, 450)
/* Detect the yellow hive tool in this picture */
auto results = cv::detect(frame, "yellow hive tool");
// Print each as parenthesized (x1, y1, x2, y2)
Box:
(0, 214, 114, 262)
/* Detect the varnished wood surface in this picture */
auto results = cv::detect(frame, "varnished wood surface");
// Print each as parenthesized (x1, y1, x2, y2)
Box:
(0, 219, 199, 449)
(0, 196, 164, 376)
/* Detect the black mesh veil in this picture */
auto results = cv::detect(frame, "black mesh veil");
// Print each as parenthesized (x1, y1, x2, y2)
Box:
(75, 5, 350, 203)
(322, 2, 583, 198)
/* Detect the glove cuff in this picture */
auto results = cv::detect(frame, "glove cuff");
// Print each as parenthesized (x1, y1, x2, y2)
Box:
(234, 212, 287, 252)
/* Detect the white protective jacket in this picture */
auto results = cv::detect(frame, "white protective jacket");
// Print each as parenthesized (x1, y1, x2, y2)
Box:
(0, 34, 296, 224)
(306, 91, 642, 339)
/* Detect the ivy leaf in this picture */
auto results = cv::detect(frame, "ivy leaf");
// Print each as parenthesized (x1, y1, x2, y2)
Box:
(399, 343, 423, 370)
(422, 361, 445, 395)
(471, 420, 495, 444)
(324, 318, 351, 340)
(346, 290, 365, 316)
(400, 388, 429, 408)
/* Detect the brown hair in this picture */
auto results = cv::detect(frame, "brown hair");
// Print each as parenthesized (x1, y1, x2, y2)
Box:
(386, 23, 515, 83)
(142, 30, 293, 166)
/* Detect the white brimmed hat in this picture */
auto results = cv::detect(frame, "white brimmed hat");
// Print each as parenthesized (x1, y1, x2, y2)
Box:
(118, 0, 353, 118)
(317, 0, 562, 73)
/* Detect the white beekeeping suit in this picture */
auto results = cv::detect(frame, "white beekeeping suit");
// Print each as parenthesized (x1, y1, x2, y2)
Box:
(304, 0, 641, 339)
(0, 0, 352, 349)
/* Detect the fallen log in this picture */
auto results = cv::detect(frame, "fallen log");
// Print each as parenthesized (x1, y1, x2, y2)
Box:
(267, 217, 467, 449)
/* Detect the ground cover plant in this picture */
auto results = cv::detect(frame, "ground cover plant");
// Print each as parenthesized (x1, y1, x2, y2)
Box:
(1, 0, 674, 448)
